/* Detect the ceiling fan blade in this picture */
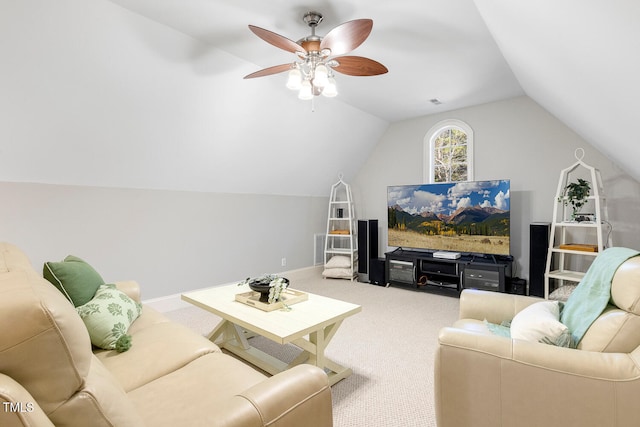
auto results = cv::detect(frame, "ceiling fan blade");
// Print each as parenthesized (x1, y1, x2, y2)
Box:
(248, 25, 306, 54)
(244, 63, 292, 79)
(320, 19, 373, 55)
(332, 56, 388, 76)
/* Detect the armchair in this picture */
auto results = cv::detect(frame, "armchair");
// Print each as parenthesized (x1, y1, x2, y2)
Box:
(435, 256, 640, 427)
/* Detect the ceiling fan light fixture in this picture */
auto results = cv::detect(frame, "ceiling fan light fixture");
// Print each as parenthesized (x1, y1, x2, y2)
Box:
(298, 80, 314, 100)
(313, 64, 329, 88)
(286, 68, 302, 90)
(322, 78, 338, 98)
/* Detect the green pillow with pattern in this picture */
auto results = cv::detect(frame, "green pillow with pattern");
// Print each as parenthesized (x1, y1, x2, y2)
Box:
(76, 284, 142, 352)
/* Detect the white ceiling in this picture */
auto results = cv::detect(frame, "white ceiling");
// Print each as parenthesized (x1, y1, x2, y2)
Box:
(106, 0, 640, 186)
(5, 1, 636, 197)
(109, 0, 524, 122)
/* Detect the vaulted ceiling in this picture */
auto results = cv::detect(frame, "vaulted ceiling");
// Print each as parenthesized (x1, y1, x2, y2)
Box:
(108, 0, 640, 186)
(2, 1, 638, 196)
(109, 0, 525, 123)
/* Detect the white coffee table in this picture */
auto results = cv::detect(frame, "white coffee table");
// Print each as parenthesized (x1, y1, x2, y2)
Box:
(182, 283, 362, 386)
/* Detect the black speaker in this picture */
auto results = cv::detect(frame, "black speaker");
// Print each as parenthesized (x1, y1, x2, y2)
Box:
(369, 258, 386, 285)
(357, 220, 379, 278)
(507, 277, 527, 295)
(529, 222, 550, 297)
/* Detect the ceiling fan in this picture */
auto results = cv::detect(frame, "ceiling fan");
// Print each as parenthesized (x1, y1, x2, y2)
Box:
(244, 11, 388, 99)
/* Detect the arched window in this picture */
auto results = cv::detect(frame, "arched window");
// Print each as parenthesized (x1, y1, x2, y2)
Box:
(423, 119, 474, 183)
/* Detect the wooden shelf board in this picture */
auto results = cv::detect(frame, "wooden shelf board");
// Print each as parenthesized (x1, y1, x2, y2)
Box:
(547, 270, 585, 282)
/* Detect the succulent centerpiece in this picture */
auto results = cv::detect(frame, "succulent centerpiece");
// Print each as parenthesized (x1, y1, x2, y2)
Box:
(238, 274, 289, 304)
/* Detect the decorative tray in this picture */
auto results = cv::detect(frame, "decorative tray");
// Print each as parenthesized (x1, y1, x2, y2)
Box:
(235, 288, 308, 312)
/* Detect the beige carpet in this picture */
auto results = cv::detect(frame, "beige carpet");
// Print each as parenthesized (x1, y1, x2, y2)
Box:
(164, 267, 460, 427)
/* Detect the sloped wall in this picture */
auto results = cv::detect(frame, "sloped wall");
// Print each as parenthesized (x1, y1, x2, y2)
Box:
(0, 0, 387, 197)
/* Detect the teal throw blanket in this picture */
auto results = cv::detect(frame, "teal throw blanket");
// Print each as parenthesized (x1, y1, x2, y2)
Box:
(560, 247, 640, 344)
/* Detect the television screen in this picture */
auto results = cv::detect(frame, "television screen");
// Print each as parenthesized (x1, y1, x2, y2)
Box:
(387, 180, 510, 256)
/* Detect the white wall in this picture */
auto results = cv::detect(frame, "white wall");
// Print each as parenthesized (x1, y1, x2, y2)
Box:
(352, 96, 640, 282)
(0, 182, 327, 299)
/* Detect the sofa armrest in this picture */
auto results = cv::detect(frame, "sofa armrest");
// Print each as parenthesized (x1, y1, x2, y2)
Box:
(113, 280, 141, 303)
(436, 327, 640, 427)
(458, 289, 542, 324)
(0, 373, 55, 427)
(237, 364, 333, 427)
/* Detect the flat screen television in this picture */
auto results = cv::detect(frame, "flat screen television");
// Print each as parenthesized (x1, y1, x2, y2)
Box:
(387, 180, 510, 256)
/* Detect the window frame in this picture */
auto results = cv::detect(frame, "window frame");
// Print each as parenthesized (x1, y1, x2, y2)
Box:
(423, 119, 474, 183)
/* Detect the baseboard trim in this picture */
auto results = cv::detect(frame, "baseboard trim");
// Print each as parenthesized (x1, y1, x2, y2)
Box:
(143, 265, 321, 313)
(143, 293, 191, 313)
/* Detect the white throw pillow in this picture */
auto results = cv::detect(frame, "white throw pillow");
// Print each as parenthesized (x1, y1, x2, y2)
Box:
(510, 300, 568, 343)
(322, 267, 353, 279)
(325, 256, 352, 269)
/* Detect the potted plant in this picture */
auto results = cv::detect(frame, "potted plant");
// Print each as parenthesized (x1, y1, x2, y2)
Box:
(238, 274, 289, 304)
(559, 178, 591, 220)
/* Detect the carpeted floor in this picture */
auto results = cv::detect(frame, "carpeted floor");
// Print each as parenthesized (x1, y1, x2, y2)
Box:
(164, 267, 460, 427)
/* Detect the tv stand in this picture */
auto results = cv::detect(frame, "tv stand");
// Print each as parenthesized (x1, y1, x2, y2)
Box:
(385, 248, 512, 295)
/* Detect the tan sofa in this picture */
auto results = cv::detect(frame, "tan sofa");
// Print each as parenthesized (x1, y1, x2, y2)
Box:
(435, 256, 640, 427)
(0, 242, 333, 427)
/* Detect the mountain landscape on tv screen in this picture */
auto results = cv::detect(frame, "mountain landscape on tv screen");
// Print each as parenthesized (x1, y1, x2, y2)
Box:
(387, 180, 511, 255)
(388, 204, 510, 237)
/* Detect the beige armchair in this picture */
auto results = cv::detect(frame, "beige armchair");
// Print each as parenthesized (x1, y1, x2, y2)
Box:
(435, 256, 640, 427)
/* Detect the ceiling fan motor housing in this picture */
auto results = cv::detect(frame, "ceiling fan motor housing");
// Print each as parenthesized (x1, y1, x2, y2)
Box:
(303, 11, 323, 28)
(300, 11, 324, 51)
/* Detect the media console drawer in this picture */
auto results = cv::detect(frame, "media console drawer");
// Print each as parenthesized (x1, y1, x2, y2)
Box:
(420, 259, 458, 276)
(387, 259, 414, 285)
(462, 264, 506, 292)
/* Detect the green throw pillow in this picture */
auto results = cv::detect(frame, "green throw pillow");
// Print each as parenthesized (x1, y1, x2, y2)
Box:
(43, 255, 105, 307)
(76, 284, 142, 352)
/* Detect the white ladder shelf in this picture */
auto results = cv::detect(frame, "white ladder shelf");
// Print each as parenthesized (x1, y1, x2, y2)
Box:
(323, 176, 358, 280)
(544, 149, 611, 298)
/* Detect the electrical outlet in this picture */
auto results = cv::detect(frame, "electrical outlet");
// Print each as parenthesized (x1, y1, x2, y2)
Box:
(281, 257, 287, 267)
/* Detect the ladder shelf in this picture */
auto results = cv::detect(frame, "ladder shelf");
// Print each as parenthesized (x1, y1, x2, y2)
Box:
(544, 149, 611, 298)
(323, 176, 358, 280)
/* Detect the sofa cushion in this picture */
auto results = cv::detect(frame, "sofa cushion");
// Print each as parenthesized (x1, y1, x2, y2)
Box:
(0, 271, 92, 413)
(610, 256, 640, 315)
(127, 353, 266, 426)
(43, 255, 105, 307)
(76, 284, 142, 352)
(579, 305, 640, 352)
(94, 320, 221, 392)
(48, 356, 144, 427)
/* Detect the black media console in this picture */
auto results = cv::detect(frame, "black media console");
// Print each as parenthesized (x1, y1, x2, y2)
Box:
(385, 248, 512, 295)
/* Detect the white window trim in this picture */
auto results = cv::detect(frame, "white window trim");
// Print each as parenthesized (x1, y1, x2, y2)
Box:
(423, 119, 474, 183)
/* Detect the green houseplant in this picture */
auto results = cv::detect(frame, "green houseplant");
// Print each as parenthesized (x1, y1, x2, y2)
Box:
(559, 178, 591, 220)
